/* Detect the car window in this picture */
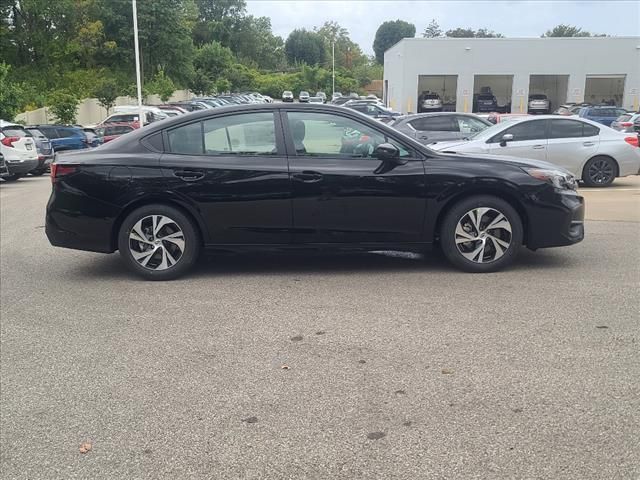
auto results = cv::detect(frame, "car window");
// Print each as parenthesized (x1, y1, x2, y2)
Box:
(37, 127, 59, 139)
(1, 127, 28, 137)
(490, 120, 547, 143)
(168, 122, 203, 154)
(582, 123, 600, 137)
(549, 120, 584, 139)
(56, 128, 80, 138)
(410, 116, 457, 132)
(203, 113, 276, 155)
(25, 128, 46, 138)
(616, 114, 632, 122)
(456, 116, 489, 135)
(286, 111, 411, 158)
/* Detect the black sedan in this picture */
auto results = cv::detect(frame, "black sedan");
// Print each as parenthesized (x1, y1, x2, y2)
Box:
(46, 104, 585, 280)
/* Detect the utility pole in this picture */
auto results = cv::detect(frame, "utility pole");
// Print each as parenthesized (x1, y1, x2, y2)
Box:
(332, 41, 335, 96)
(132, 0, 144, 127)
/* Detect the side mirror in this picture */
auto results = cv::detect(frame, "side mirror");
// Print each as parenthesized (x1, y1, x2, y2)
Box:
(499, 133, 514, 147)
(374, 143, 400, 162)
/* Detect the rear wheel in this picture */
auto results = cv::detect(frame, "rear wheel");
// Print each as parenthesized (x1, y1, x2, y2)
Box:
(3, 174, 22, 182)
(117, 204, 200, 280)
(440, 195, 523, 273)
(582, 156, 616, 187)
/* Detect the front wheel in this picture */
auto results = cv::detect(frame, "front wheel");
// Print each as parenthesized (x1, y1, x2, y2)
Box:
(2, 174, 22, 182)
(440, 195, 523, 273)
(582, 156, 616, 187)
(117, 204, 201, 280)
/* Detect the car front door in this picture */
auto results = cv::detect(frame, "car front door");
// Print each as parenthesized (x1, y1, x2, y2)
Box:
(546, 119, 600, 176)
(488, 119, 548, 161)
(159, 111, 292, 245)
(282, 109, 426, 244)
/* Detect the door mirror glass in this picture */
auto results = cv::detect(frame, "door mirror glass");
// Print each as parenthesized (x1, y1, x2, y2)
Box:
(500, 133, 514, 146)
(373, 143, 400, 162)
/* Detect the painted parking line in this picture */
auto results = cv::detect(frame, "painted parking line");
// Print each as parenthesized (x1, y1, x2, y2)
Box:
(580, 188, 640, 192)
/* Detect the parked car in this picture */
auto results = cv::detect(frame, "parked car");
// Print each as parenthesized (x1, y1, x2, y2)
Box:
(95, 123, 135, 143)
(528, 94, 550, 114)
(332, 92, 343, 101)
(418, 92, 443, 113)
(167, 101, 209, 112)
(101, 112, 147, 127)
(315, 92, 327, 103)
(113, 105, 168, 122)
(389, 113, 491, 145)
(0, 152, 9, 178)
(610, 112, 640, 132)
(299, 91, 310, 103)
(282, 91, 294, 102)
(430, 115, 640, 187)
(0, 121, 39, 181)
(46, 103, 586, 279)
(27, 124, 89, 153)
(24, 127, 54, 175)
(158, 105, 188, 115)
(553, 105, 576, 116)
(82, 127, 102, 148)
(308, 96, 324, 104)
(578, 106, 626, 127)
(473, 93, 499, 113)
(345, 102, 401, 123)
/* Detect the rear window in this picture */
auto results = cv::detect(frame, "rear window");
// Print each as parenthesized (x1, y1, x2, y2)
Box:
(478, 95, 495, 101)
(26, 128, 46, 138)
(529, 94, 547, 100)
(1, 127, 28, 137)
(590, 108, 617, 117)
(424, 94, 439, 99)
(616, 114, 632, 122)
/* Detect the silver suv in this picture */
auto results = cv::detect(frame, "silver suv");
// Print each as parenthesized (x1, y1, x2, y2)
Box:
(528, 94, 550, 114)
(419, 92, 443, 113)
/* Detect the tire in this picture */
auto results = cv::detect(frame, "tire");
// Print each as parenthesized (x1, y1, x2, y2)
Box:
(3, 174, 21, 182)
(440, 195, 523, 273)
(30, 170, 46, 176)
(117, 204, 201, 280)
(582, 156, 617, 187)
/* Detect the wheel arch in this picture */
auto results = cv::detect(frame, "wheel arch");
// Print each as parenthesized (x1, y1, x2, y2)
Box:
(110, 195, 209, 251)
(431, 187, 530, 246)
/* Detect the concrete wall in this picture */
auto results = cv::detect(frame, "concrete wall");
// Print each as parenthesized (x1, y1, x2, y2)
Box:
(15, 90, 194, 126)
(384, 37, 640, 114)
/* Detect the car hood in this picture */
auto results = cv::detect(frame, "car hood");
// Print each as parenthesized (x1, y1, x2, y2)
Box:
(434, 149, 572, 173)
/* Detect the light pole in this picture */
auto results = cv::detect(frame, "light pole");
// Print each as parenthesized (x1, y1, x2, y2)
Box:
(132, 0, 144, 127)
(332, 41, 335, 96)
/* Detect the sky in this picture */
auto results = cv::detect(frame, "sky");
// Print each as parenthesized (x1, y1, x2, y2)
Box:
(246, 0, 640, 55)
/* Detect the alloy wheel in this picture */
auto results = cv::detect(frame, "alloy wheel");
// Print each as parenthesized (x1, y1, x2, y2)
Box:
(128, 215, 185, 270)
(455, 208, 513, 263)
(588, 159, 614, 185)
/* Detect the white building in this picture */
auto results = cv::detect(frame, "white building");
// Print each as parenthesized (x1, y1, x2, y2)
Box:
(383, 37, 640, 114)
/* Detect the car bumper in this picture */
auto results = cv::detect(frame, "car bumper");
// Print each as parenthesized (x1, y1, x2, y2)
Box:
(526, 190, 585, 249)
(6, 159, 39, 175)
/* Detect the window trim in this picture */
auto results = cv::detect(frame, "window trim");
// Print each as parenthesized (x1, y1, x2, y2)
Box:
(487, 119, 549, 144)
(162, 110, 283, 157)
(280, 108, 421, 160)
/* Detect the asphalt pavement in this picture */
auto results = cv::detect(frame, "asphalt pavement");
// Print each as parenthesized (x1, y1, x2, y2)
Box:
(1, 176, 639, 479)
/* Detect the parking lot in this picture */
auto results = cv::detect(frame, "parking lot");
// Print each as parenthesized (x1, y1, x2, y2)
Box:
(1, 176, 639, 478)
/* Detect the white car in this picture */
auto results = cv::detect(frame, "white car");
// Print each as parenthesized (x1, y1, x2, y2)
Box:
(430, 115, 640, 187)
(0, 120, 38, 181)
(528, 94, 550, 114)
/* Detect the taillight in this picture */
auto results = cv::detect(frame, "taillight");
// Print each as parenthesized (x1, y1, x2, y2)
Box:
(624, 136, 639, 147)
(620, 122, 633, 127)
(1, 136, 20, 147)
(50, 164, 77, 184)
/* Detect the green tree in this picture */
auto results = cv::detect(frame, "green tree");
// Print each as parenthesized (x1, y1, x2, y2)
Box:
(94, 78, 119, 113)
(48, 91, 80, 124)
(315, 21, 366, 69)
(189, 70, 214, 95)
(543, 24, 594, 37)
(285, 29, 326, 66)
(444, 27, 503, 38)
(373, 20, 416, 64)
(0, 63, 25, 121)
(147, 70, 176, 102)
(422, 19, 443, 38)
(228, 15, 285, 70)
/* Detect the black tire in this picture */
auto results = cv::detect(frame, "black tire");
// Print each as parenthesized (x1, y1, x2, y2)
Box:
(117, 204, 201, 280)
(30, 170, 46, 176)
(440, 195, 523, 273)
(3, 174, 21, 182)
(582, 156, 617, 187)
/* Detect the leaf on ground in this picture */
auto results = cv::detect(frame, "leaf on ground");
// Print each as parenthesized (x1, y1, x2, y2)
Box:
(290, 335, 303, 342)
(242, 416, 258, 424)
(281, 364, 290, 370)
(79, 442, 92, 454)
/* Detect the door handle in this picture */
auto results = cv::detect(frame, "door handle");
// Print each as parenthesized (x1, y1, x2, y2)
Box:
(292, 171, 323, 183)
(583, 142, 596, 146)
(532, 145, 545, 149)
(174, 169, 205, 181)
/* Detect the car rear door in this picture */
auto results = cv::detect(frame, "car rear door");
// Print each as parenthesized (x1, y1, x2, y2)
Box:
(487, 119, 548, 161)
(546, 119, 599, 176)
(282, 109, 426, 244)
(159, 110, 292, 245)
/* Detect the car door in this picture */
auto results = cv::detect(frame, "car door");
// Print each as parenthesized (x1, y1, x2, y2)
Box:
(159, 111, 292, 245)
(546, 119, 600, 175)
(409, 115, 460, 144)
(282, 109, 426, 244)
(487, 119, 548, 161)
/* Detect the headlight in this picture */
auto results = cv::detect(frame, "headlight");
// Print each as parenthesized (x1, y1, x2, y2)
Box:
(524, 168, 578, 190)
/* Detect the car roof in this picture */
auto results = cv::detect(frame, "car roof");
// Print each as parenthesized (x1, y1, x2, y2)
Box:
(0, 120, 24, 128)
